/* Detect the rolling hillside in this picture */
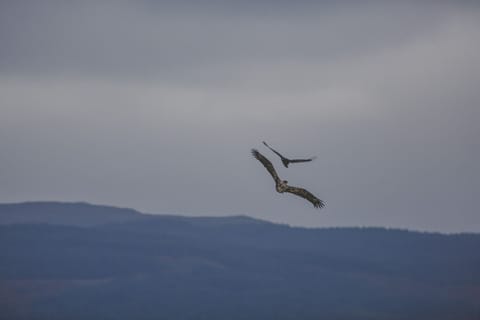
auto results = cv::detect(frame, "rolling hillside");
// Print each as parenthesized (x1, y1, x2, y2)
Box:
(0, 202, 479, 319)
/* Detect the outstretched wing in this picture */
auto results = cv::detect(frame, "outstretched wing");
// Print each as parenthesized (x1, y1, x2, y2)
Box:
(262, 141, 287, 160)
(263, 141, 317, 166)
(284, 185, 325, 209)
(289, 156, 317, 164)
(251, 149, 281, 184)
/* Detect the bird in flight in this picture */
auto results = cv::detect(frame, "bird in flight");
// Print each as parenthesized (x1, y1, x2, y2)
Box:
(252, 149, 325, 209)
(263, 141, 317, 168)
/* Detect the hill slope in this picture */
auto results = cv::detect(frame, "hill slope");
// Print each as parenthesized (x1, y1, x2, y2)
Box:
(0, 202, 479, 319)
(0, 201, 145, 226)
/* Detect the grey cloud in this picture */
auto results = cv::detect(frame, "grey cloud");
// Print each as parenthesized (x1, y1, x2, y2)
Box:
(0, 1, 460, 80)
(0, 1, 479, 232)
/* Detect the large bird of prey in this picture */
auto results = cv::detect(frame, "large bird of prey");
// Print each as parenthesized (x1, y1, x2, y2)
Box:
(252, 149, 325, 209)
(263, 141, 317, 168)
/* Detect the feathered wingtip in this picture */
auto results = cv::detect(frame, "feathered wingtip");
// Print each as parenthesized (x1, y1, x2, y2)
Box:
(251, 148, 260, 159)
(314, 199, 326, 209)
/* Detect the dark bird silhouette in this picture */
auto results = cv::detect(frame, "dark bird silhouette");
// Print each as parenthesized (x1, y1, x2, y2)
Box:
(252, 149, 325, 209)
(263, 141, 317, 168)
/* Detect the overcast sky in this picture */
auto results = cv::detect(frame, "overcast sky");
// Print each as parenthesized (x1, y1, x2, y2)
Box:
(1, 0, 479, 232)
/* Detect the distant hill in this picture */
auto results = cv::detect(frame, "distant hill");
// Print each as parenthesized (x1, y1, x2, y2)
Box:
(0, 202, 479, 320)
(0, 201, 145, 226)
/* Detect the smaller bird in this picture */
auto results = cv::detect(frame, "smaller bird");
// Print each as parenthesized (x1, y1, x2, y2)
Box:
(252, 149, 325, 209)
(263, 141, 317, 168)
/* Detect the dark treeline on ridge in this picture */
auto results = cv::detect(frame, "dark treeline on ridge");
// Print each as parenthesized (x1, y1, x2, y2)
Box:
(0, 202, 479, 319)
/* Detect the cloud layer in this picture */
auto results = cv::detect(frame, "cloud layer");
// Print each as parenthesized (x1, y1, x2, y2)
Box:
(1, 1, 479, 232)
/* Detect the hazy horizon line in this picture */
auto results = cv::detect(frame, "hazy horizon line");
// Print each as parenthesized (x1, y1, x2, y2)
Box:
(1, 199, 477, 236)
